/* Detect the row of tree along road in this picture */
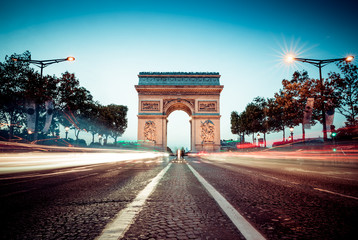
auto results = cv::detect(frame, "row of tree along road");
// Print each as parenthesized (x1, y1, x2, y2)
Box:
(231, 62, 358, 146)
(0, 51, 128, 146)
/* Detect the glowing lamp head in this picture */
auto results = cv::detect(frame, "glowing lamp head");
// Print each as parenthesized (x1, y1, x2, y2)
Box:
(346, 56, 354, 62)
(67, 56, 75, 61)
(285, 54, 295, 63)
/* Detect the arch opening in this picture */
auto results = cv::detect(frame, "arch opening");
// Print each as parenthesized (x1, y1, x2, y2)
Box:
(167, 110, 191, 153)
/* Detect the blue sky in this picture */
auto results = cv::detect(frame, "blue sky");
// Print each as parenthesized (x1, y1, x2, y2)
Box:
(1, 0, 357, 150)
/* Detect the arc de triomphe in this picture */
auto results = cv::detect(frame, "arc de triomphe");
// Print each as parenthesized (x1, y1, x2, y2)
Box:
(135, 72, 223, 152)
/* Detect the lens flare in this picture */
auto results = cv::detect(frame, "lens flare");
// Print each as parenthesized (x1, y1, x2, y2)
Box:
(285, 54, 295, 63)
(346, 56, 354, 62)
(270, 36, 318, 75)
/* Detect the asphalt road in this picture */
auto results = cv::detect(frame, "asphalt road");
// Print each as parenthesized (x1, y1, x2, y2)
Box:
(1, 152, 357, 240)
(190, 155, 358, 239)
(0, 156, 169, 240)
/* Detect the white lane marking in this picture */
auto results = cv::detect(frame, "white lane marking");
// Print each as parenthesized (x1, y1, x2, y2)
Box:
(0, 167, 93, 181)
(261, 174, 300, 185)
(314, 188, 358, 200)
(285, 167, 358, 182)
(106, 167, 122, 173)
(261, 174, 280, 181)
(0, 187, 38, 198)
(96, 163, 172, 240)
(329, 175, 357, 181)
(187, 164, 266, 240)
(71, 173, 99, 181)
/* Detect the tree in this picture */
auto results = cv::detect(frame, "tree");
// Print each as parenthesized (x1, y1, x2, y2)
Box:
(230, 111, 240, 136)
(23, 69, 60, 140)
(231, 110, 249, 143)
(231, 97, 266, 144)
(253, 97, 269, 147)
(98, 104, 128, 145)
(0, 51, 31, 139)
(107, 104, 128, 144)
(313, 74, 341, 131)
(86, 103, 102, 143)
(245, 100, 265, 143)
(265, 98, 284, 134)
(0, 51, 65, 141)
(237, 111, 249, 143)
(329, 62, 358, 126)
(1, 52, 128, 146)
(274, 71, 318, 140)
(56, 72, 94, 141)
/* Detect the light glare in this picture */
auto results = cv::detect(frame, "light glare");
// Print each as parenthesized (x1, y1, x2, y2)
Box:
(346, 56, 354, 62)
(285, 54, 295, 63)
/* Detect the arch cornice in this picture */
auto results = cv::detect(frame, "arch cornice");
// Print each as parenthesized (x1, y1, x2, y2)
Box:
(135, 85, 223, 95)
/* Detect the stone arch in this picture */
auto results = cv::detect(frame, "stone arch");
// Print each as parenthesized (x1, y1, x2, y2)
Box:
(135, 72, 223, 152)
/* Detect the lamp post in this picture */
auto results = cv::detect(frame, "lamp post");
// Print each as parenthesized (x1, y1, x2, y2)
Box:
(286, 55, 354, 141)
(290, 127, 294, 143)
(12, 56, 75, 141)
(65, 126, 70, 140)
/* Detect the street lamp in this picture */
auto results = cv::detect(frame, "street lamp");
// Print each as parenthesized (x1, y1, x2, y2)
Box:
(12, 56, 75, 77)
(12, 56, 75, 141)
(285, 55, 354, 141)
(290, 127, 294, 143)
(65, 126, 70, 140)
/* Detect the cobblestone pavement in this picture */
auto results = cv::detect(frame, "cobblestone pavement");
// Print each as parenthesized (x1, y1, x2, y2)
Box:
(123, 160, 244, 240)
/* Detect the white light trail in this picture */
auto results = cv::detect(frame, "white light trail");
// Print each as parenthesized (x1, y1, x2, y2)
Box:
(0, 151, 168, 174)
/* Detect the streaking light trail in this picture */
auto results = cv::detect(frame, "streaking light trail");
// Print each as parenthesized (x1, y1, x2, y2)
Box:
(191, 148, 358, 164)
(0, 151, 168, 174)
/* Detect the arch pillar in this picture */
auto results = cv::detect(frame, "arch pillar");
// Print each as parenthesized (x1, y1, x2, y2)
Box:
(191, 114, 221, 152)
